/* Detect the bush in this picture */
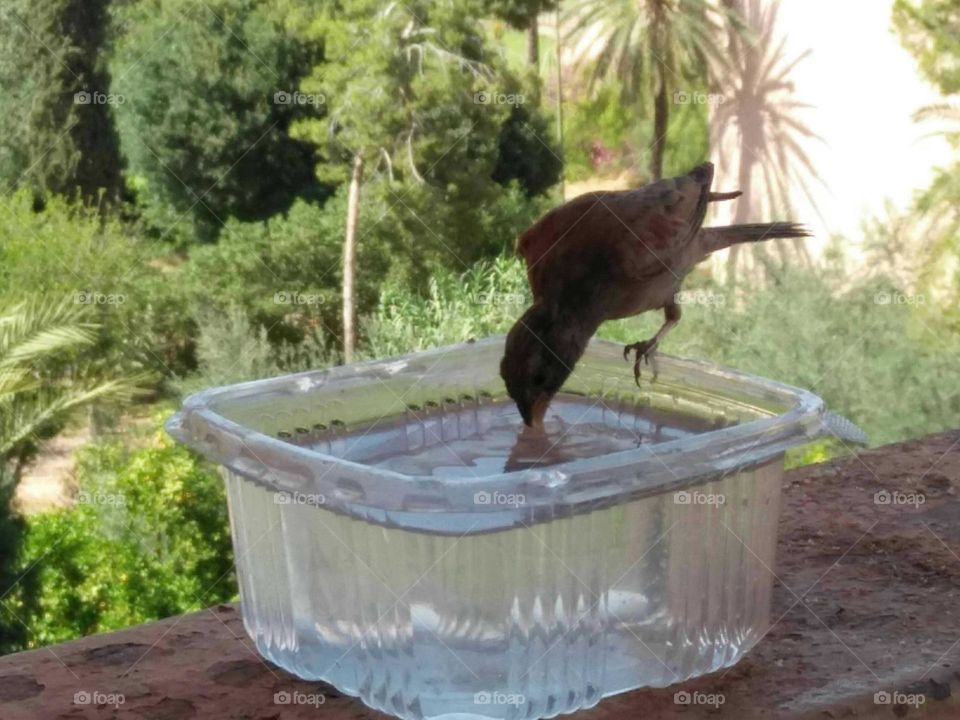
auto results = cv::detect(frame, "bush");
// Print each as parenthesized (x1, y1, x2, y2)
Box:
(6, 413, 235, 649)
(0, 468, 25, 654)
(364, 255, 530, 357)
(603, 274, 960, 446)
(176, 304, 335, 396)
(185, 187, 551, 352)
(183, 197, 362, 348)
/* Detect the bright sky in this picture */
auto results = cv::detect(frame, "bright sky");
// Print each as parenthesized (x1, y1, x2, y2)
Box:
(773, 0, 951, 250)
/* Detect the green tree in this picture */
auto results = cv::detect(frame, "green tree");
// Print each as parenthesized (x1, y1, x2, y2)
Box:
(0, 0, 122, 201)
(493, 105, 564, 196)
(109, 0, 325, 242)
(290, 0, 559, 356)
(893, 0, 960, 311)
(0, 298, 142, 653)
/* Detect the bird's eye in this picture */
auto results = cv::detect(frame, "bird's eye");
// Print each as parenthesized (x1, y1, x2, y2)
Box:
(533, 372, 546, 386)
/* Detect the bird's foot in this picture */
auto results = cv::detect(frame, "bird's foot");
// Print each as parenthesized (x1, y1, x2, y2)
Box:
(623, 339, 659, 387)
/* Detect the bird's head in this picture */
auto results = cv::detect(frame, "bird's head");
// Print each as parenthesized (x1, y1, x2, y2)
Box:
(499, 303, 587, 430)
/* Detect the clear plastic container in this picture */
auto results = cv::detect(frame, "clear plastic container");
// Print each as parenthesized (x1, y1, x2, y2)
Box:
(166, 337, 862, 720)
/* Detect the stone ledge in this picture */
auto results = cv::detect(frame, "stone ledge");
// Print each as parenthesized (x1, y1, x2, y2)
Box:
(1, 430, 959, 719)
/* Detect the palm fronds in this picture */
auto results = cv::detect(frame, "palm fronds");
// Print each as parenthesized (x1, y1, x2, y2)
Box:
(564, 0, 737, 178)
(914, 102, 960, 146)
(0, 298, 144, 460)
(565, 0, 734, 102)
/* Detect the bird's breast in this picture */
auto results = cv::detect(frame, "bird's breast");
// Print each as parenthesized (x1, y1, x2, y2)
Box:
(605, 271, 681, 320)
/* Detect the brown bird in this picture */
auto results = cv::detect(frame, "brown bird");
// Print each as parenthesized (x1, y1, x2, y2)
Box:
(500, 161, 809, 429)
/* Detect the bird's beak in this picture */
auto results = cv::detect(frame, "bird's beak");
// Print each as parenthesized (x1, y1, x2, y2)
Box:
(521, 392, 550, 432)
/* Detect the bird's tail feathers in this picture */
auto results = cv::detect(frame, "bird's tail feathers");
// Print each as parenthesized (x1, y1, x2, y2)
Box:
(700, 222, 810, 254)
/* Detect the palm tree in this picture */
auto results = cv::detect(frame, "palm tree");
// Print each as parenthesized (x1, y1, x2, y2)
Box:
(565, 0, 734, 180)
(709, 0, 821, 288)
(0, 298, 142, 479)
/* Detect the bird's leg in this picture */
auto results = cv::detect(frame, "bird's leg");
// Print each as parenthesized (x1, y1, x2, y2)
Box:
(623, 302, 681, 386)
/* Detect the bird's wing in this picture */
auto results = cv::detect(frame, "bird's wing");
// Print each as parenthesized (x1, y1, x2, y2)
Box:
(517, 165, 715, 300)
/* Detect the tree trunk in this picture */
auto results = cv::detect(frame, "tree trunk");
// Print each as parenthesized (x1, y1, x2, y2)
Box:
(651, 77, 668, 180)
(342, 154, 363, 363)
(527, 14, 539, 66)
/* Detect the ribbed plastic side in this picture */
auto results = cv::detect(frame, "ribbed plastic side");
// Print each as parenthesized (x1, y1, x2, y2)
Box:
(222, 461, 782, 720)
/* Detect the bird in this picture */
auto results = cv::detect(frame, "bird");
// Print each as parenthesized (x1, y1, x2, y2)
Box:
(499, 161, 809, 429)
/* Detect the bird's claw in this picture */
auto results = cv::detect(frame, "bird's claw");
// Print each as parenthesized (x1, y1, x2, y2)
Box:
(623, 339, 658, 387)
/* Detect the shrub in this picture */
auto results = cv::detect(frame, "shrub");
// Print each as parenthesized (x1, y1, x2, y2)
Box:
(183, 197, 359, 348)
(6, 413, 235, 649)
(185, 187, 550, 353)
(176, 304, 335, 396)
(364, 255, 530, 357)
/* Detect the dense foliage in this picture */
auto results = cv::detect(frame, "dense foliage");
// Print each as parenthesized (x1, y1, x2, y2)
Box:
(6, 415, 234, 649)
(109, 0, 325, 242)
(0, 190, 194, 375)
(0, 0, 122, 200)
(893, 0, 960, 320)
